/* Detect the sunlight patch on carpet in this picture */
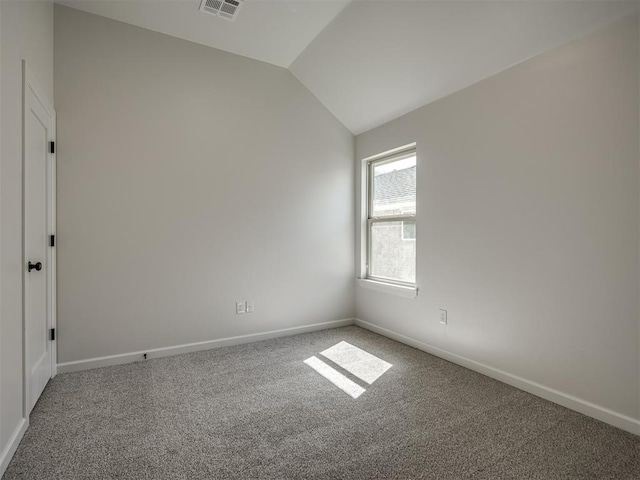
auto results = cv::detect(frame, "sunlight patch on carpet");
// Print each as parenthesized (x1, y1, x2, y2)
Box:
(304, 356, 366, 399)
(320, 341, 392, 385)
(304, 342, 392, 398)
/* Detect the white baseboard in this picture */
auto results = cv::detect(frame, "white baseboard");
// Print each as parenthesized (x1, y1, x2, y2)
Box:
(355, 318, 640, 436)
(58, 318, 356, 374)
(0, 418, 28, 478)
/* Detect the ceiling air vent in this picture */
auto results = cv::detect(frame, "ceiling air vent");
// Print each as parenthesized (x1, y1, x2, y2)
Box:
(200, 0, 243, 22)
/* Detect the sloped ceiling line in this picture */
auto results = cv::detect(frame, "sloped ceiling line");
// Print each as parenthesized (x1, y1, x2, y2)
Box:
(56, 0, 639, 135)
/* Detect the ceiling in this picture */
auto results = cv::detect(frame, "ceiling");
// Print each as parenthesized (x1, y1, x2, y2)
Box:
(291, 0, 639, 134)
(55, 0, 351, 67)
(56, 0, 639, 135)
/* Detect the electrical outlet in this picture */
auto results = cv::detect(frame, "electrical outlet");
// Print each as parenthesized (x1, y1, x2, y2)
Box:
(236, 302, 245, 314)
(245, 301, 254, 313)
(439, 309, 447, 325)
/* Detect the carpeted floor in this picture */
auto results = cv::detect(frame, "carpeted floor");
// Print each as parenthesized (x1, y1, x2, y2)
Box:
(3, 325, 639, 479)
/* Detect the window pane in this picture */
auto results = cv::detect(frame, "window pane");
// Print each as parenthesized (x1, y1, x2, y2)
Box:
(402, 221, 416, 240)
(369, 221, 416, 283)
(372, 155, 416, 217)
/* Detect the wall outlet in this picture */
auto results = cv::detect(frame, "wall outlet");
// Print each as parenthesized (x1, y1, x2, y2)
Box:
(245, 301, 254, 313)
(439, 309, 447, 325)
(236, 302, 245, 314)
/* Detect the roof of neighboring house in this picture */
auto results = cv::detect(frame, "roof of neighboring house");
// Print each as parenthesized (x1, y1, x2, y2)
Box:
(374, 165, 416, 208)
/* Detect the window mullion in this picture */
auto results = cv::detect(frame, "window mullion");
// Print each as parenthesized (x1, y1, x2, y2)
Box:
(368, 215, 415, 223)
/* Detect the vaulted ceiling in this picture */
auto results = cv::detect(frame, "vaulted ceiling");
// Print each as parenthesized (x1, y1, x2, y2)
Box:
(56, 0, 639, 134)
(56, 0, 351, 67)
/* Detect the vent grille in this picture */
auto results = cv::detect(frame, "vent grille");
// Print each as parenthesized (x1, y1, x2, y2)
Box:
(200, 0, 243, 21)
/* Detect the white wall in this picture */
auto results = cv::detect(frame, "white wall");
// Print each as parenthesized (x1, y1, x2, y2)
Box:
(54, 5, 354, 364)
(0, 0, 53, 472)
(356, 16, 639, 428)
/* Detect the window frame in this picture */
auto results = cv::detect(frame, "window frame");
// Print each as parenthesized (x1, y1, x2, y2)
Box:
(365, 147, 417, 287)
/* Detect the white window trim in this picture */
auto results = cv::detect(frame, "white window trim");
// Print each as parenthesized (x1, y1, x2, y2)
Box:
(357, 278, 418, 298)
(358, 143, 417, 297)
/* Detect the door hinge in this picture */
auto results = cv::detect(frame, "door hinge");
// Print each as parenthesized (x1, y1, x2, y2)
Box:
(49, 328, 55, 341)
(49, 141, 55, 154)
(49, 234, 55, 247)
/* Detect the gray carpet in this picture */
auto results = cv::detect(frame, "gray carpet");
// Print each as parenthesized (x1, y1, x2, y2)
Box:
(3, 326, 639, 479)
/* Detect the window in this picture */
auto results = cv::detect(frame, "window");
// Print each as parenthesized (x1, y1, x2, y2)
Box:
(366, 148, 416, 286)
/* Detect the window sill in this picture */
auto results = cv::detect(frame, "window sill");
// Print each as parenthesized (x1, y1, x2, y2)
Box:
(357, 279, 418, 299)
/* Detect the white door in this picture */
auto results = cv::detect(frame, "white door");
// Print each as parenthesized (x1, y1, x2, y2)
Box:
(24, 63, 56, 413)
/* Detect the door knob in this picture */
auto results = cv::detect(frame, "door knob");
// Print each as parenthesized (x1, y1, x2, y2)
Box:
(27, 261, 42, 272)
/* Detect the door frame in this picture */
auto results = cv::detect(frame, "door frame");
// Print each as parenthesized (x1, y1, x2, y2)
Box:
(22, 60, 56, 418)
